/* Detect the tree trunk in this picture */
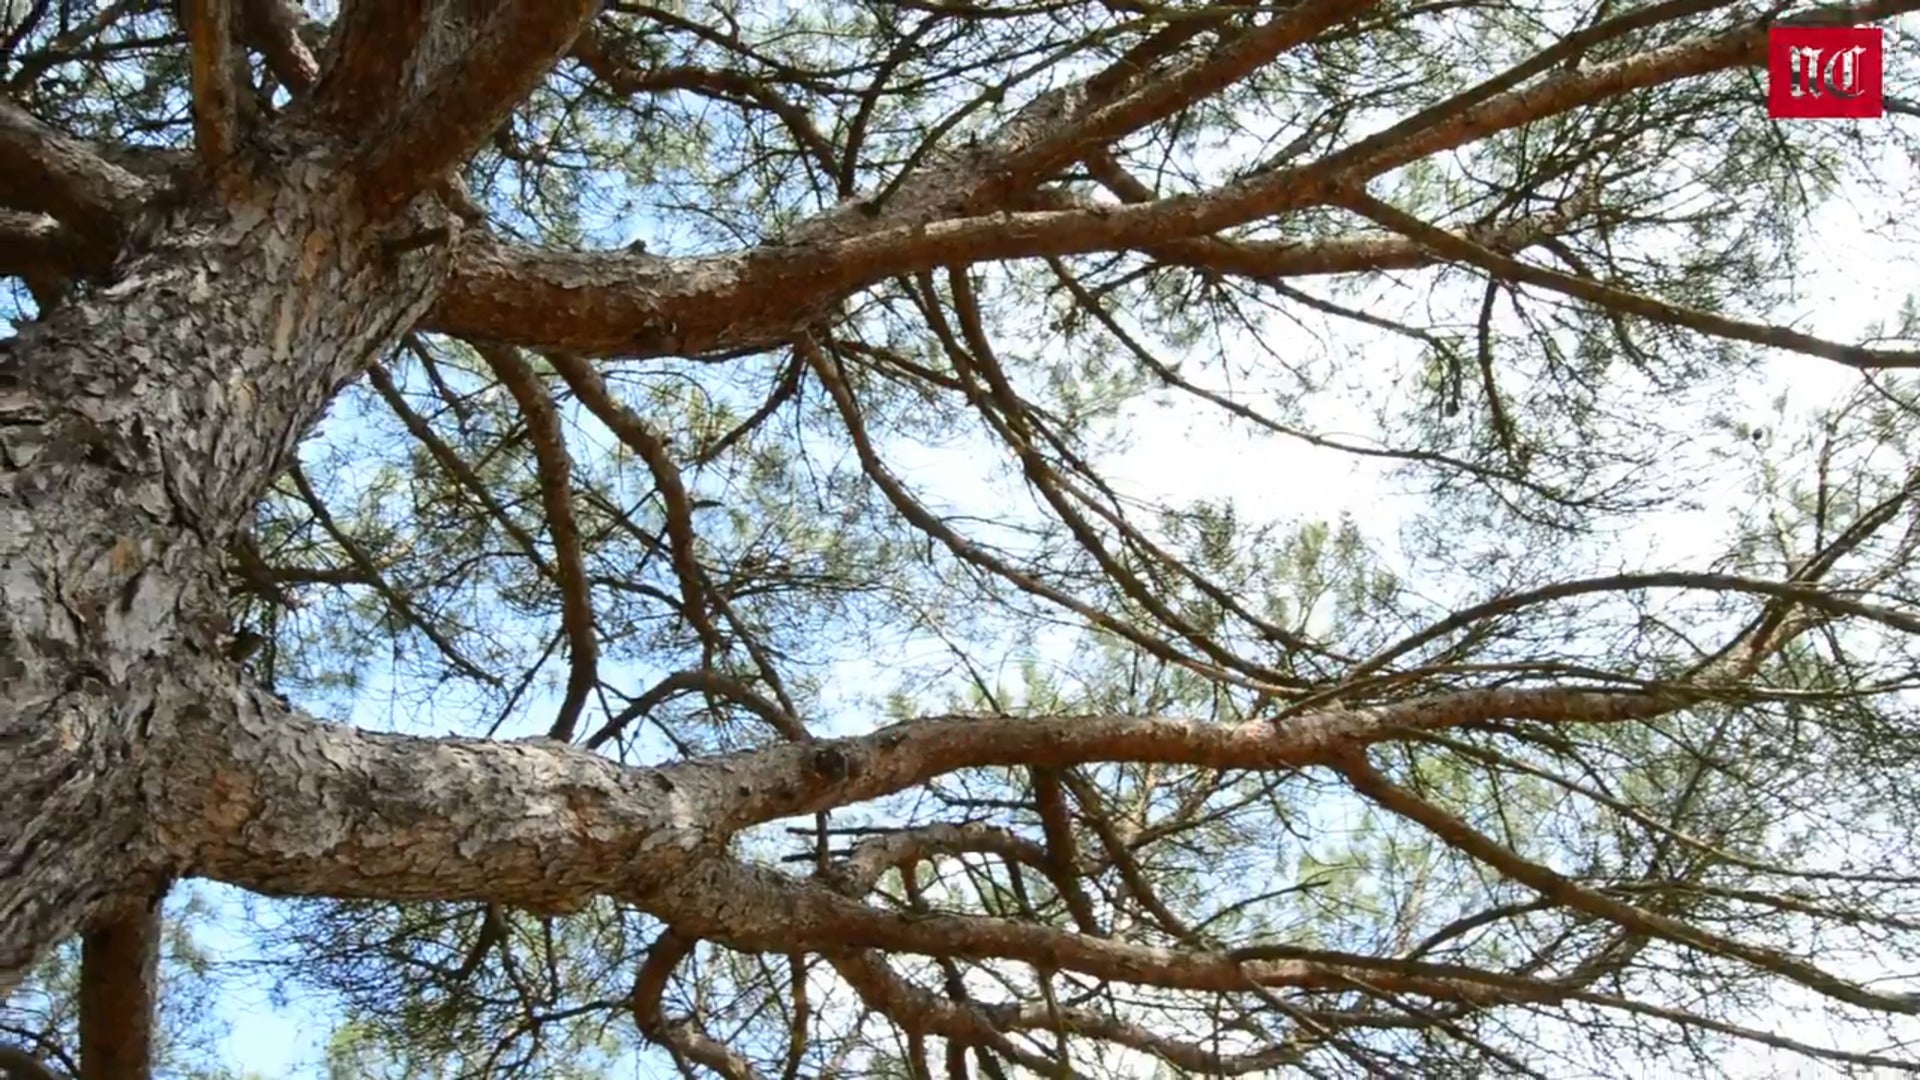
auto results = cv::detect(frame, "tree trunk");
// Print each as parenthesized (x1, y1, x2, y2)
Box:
(0, 158, 454, 992)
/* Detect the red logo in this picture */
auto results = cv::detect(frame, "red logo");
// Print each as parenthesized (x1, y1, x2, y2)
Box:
(1768, 26, 1883, 118)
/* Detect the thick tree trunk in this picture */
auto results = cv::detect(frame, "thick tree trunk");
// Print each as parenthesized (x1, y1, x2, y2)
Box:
(0, 158, 453, 992)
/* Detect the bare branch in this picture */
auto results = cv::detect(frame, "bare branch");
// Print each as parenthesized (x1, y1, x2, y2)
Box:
(0, 99, 149, 247)
(477, 345, 599, 744)
(544, 349, 729, 673)
(571, 27, 839, 178)
(584, 669, 797, 750)
(631, 931, 765, 1080)
(288, 464, 499, 685)
(826, 950, 1063, 1074)
(180, 0, 240, 170)
(349, 0, 601, 215)
(1028, 769, 1101, 936)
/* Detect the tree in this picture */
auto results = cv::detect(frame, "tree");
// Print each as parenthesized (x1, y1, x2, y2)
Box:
(6, 0, 1920, 1074)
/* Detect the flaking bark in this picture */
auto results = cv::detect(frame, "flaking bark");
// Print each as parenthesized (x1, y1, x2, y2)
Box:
(0, 153, 454, 992)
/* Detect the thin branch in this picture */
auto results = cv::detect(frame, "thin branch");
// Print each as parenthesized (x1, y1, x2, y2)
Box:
(287, 464, 498, 684)
(584, 668, 798, 749)
(632, 931, 766, 1080)
(543, 349, 724, 661)
(477, 345, 599, 743)
(1336, 749, 1920, 1016)
(1340, 189, 1920, 369)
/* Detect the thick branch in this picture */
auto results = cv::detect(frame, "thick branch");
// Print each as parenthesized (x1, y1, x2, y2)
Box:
(77, 888, 166, 1080)
(237, 0, 319, 94)
(349, 0, 601, 215)
(837, 951, 1308, 1076)
(0, 99, 149, 246)
(311, 0, 427, 133)
(0, 1046, 62, 1080)
(661, 858, 1583, 1003)
(428, 6, 1902, 359)
(153, 684, 1671, 911)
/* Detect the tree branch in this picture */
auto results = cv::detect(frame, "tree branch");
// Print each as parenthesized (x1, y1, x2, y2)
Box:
(570, 27, 840, 179)
(237, 0, 320, 95)
(825, 950, 1062, 1074)
(0, 99, 149, 247)
(155, 681, 1675, 908)
(543, 349, 726, 672)
(429, 4, 1920, 359)
(1336, 749, 1920, 1016)
(1340, 189, 1920, 369)
(180, 0, 240, 170)
(631, 931, 764, 1080)
(477, 345, 599, 744)
(984, 0, 1375, 197)
(77, 886, 167, 1080)
(0, 209, 106, 307)
(348, 0, 601, 215)
(0, 1045, 62, 1080)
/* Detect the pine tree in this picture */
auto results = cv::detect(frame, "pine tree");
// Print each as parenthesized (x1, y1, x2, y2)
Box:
(6, 0, 1920, 1075)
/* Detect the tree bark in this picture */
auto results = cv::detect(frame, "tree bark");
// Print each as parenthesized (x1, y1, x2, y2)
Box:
(0, 157, 454, 993)
(78, 886, 167, 1080)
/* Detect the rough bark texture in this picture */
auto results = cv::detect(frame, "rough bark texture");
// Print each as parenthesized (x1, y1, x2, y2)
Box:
(0, 153, 455, 991)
